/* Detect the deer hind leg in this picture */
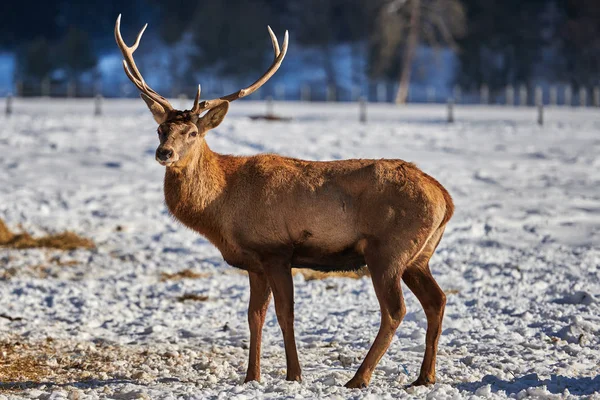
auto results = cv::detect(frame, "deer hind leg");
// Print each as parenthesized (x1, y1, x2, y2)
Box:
(263, 260, 302, 382)
(345, 251, 406, 389)
(245, 271, 272, 383)
(402, 227, 447, 386)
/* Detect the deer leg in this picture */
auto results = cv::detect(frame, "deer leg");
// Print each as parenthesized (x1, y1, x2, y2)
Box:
(244, 271, 272, 383)
(345, 258, 406, 389)
(264, 262, 302, 381)
(402, 258, 446, 386)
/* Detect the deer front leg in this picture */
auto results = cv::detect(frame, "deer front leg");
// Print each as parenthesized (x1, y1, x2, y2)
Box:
(245, 271, 272, 383)
(264, 261, 302, 382)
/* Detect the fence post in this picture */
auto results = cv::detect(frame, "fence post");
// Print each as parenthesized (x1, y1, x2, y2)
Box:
(359, 96, 367, 123)
(5, 94, 13, 116)
(519, 85, 528, 106)
(537, 104, 544, 126)
(564, 85, 572, 106)
(94, 81, 103, 97)
(16, 80, 23, 97)
(480, 84, 489, 105)
(535, 86, 543, 107)
(549, 86, 557, 106)
(453, 85, 462, 104)
(67, 81, 76, 98)
(506, 85, 515, 106)
(327, 85, 336, 102)
(94, 94, 103, 116)
(447, 98, 454, 123)
(41, 77, 51, 97)
(594, 87, 600, 108)
(301, 84, 311, 102)
(579, 87, 587, 107)
(376, 83, 386, 103)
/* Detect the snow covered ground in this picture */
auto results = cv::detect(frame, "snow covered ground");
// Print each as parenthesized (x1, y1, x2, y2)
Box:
(0, 99, 599, 399)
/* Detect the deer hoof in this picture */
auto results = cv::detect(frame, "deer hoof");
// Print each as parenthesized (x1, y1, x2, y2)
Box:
(410, 376, 435, 386)
(286, 374, 302, 382)
(244, 375, 260, 384)
(345, 376, 369, 389)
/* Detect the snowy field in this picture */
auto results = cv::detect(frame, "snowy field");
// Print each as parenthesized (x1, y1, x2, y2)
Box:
(0, 99, 599, 399)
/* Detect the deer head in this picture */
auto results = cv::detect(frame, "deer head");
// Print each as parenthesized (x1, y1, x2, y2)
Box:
(115, 14, 288, 167)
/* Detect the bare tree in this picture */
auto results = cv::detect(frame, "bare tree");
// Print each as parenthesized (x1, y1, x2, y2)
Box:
(372, 0, 465, 104)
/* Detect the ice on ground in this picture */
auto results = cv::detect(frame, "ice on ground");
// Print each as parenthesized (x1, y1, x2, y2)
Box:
(0, 99, 599, 399)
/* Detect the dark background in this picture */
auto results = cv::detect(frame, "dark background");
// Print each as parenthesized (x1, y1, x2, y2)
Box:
(0, 0, 598, 102)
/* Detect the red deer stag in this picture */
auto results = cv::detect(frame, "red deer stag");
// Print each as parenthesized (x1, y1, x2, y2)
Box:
(115, 15, 453, 389)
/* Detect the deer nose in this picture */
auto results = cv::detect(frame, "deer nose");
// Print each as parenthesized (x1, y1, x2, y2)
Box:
(156, 147, 174, 162)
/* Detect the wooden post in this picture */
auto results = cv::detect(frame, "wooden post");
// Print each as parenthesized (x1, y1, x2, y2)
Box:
(453, 85, 462, 104)
(564, 85, 572, 106)
(594, 87, 600, 108)
(377, 83, 386, 103)
(94, 94, 103, 116)
(327, 85, 336, 102)
(480, 84, 489, 104)
(16, 80, 23, 97)
(579, 87, 587, 107)
(506, 85, 515, 106)
(537, 104, 543, 126)
(549, 86, 558, 106)
(41, 77, 51, 97)
(359, 96, 367, 123)
(301, 84, 311, 102)
(94, 81, 103, 97)
(535, 86, 543, 107)
(447, 98, 454, 123)
(266, 96, 274, 116)
(519, 85, 528, 106)
(67, 81, 76, 98)
(5, 94, 13, 116)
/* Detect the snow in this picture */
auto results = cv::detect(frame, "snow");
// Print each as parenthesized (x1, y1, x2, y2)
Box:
(0, 99, 599, 399)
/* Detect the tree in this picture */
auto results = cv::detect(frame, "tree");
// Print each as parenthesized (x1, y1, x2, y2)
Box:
(290, 0, 340, 89)
(456, 0, 549, 95)
(58, 26, 98, 82)
(18, 38, 54, 83)
(557, 0, 600, 87)
(372, 0, 466, 104)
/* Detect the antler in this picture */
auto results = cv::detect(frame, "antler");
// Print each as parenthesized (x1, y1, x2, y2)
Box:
(191, 26, 289, 114)
(115, 14, 174, 112)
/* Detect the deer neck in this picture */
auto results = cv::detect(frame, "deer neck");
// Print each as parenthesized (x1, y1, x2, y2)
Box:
(163, 141, 226, 229)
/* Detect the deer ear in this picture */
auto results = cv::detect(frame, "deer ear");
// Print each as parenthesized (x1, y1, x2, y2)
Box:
(141, 93, 169, 124)
(197, 102, 230, 131)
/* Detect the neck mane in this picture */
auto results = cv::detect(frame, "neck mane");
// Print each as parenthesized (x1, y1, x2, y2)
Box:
(163, 141, 228, 235)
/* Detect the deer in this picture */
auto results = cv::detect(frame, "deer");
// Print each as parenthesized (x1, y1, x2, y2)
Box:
(115, 14, 454, 389)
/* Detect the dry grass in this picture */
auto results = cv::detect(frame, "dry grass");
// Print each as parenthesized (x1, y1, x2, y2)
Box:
(0, 337, 177, 391)
(160, 269, 210, 282)
(294, 267, 370, 281)
(0, 219, 94, 251)
(176, 293, 209, 302)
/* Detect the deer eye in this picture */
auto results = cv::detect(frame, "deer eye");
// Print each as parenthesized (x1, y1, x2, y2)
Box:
(190, 131, 197, 137)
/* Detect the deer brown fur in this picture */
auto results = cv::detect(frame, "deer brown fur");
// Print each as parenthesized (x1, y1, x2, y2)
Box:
(116, 16, 454, 389)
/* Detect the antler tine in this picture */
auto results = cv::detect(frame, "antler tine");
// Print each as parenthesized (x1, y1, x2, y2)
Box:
(267, 26, 280, 57)
(115, 14, 173, 111)
(192, 84, 202, 113)
(192, 27, 289, 114)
